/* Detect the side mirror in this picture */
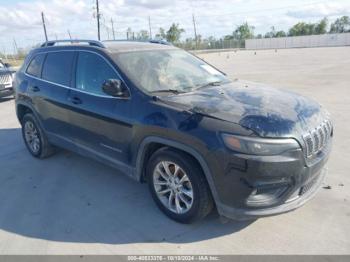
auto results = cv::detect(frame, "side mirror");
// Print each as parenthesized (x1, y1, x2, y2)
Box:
(102, 79, 129, 98)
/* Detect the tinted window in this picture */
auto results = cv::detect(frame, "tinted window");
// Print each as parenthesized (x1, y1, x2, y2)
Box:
(26, 54, 46, 77)
(76, 52, 118, 95)
(42, 52, 75, 86)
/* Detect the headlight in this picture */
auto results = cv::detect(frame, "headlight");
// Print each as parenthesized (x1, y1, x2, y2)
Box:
(221, 133, 300, 155)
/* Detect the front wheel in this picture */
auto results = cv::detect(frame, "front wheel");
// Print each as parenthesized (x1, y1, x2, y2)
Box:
(147, 148, 213, 223)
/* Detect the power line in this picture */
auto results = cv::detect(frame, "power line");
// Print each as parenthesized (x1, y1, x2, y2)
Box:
(192, 13, 198, 49)
(13, 38, 18, 54)
(91, 0, 329, 30)
(197, 0, 330, 18)
(106, 26, 110, 40)
(148, 16, 152, 39)
(111, 18, 116, 40)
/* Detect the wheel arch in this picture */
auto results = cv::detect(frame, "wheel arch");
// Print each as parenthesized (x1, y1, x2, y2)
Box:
(16, 102, 34, 124)
(135, 136, 220, 205)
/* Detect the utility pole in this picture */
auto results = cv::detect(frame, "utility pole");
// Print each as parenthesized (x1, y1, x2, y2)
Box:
(96, 0, 101, 40)
(106, 26, 110, 40)
(67, 30, 72, 40)
(148, 16, 152, 39)
(192, 13, 198, 49)
(41, 11, 48, 42)
(13, 38, 18, 56)
(111, 18, 116, 40)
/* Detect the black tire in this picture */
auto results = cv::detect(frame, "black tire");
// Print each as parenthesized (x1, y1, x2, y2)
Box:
(21, 113, 55, 158)
(147, 148, 213, 223)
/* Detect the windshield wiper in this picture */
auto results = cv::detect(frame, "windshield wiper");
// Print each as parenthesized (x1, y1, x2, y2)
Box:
(149, 89, 186, 94)
(195, 81, 222, 90)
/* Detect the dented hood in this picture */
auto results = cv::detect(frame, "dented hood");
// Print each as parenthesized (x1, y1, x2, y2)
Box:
(161, 80, 328, 139)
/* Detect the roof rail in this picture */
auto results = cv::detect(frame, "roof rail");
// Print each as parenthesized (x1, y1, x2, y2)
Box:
(148, 39, 172, 46)
(102, 39, 172, 46)
(41, 40, 105, 48)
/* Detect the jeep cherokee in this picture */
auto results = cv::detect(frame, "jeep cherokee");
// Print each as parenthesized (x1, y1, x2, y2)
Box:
(14, 40, 333, 223)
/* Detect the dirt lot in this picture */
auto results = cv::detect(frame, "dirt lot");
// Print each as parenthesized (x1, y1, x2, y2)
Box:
(0, 47, 349, 254)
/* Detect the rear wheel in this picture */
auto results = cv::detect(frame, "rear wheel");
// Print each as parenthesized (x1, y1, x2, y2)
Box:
(147, 148, 213, 223)
(21, 113, 55, 158)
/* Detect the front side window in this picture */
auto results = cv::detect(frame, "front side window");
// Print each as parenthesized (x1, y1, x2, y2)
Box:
(76, 52, 119, 96)
(26, 54, 46, 77)
(113, 49, 230, 94)
(42, 52, 75, 86)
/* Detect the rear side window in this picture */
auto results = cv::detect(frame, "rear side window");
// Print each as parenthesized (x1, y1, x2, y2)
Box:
(26, 54, 46, 77)
(76, 52, 119, 96)
(42, 52, 75, 86)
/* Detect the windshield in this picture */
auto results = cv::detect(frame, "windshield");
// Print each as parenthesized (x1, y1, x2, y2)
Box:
(114, 49, 230, 94)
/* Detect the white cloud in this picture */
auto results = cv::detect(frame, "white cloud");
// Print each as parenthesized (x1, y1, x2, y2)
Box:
(0, 0, 349, 52)
(286, 2, 350, 18)
(127, 0, 174, 9)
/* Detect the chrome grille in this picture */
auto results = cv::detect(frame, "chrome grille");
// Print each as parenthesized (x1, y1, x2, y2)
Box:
(303, 119, 332, 158)
(0, 73, 11, 84)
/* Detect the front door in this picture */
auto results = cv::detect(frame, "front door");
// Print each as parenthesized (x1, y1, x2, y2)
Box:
(67, 51, 133, 165)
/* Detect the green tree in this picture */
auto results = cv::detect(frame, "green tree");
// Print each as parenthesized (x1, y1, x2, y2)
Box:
(315, 17, 328, 34)
(275, 31, 287, 37)
(155, 27, 167, 39)
(289, 22, 315, 36)
(264, 26, 286, 38)
(288, 18, 328, 36)
(136, 30, 149, 40)
(166, 23, 185, 43)
(232, 22, 255, 40)
(224, 34, 234, 40)
(264, 26, 276, 38)
(330, 16, 350, 33)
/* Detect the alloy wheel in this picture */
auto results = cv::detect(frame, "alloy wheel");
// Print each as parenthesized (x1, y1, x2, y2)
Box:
(153, 161, 194, 214)
(24, 121, 41, 154)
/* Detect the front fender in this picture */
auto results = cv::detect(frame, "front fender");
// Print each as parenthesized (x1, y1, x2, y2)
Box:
(134, 136, 221, 206)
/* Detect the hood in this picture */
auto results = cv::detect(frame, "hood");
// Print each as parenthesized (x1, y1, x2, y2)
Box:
(161, 80, 328, 139)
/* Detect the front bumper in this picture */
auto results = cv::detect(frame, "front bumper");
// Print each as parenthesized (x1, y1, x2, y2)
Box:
(210, 138, 332, 221)
(217, 167, 327, 220)
(0, 84, 14, 98)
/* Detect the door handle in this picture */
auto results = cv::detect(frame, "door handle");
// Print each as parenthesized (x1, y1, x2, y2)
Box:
(30, 86, 40, 92)
(69, 96, 82, 105)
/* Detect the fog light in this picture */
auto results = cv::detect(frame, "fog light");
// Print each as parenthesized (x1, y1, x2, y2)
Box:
(246, 185, 289, 206)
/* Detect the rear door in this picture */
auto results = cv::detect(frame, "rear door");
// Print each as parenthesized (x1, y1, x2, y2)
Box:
(30, 51, 76, 142)
(67, 51, 133, 164)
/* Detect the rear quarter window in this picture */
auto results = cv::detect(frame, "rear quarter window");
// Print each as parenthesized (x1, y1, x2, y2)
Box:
(42, 51, 75, 86)
(26, 54, 46, 77)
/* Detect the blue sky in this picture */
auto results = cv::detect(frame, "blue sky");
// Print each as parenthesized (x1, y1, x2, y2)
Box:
(0, 0, 350, 53)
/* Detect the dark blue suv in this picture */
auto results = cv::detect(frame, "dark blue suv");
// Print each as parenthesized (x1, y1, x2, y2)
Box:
(14, 40, 333, 223)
